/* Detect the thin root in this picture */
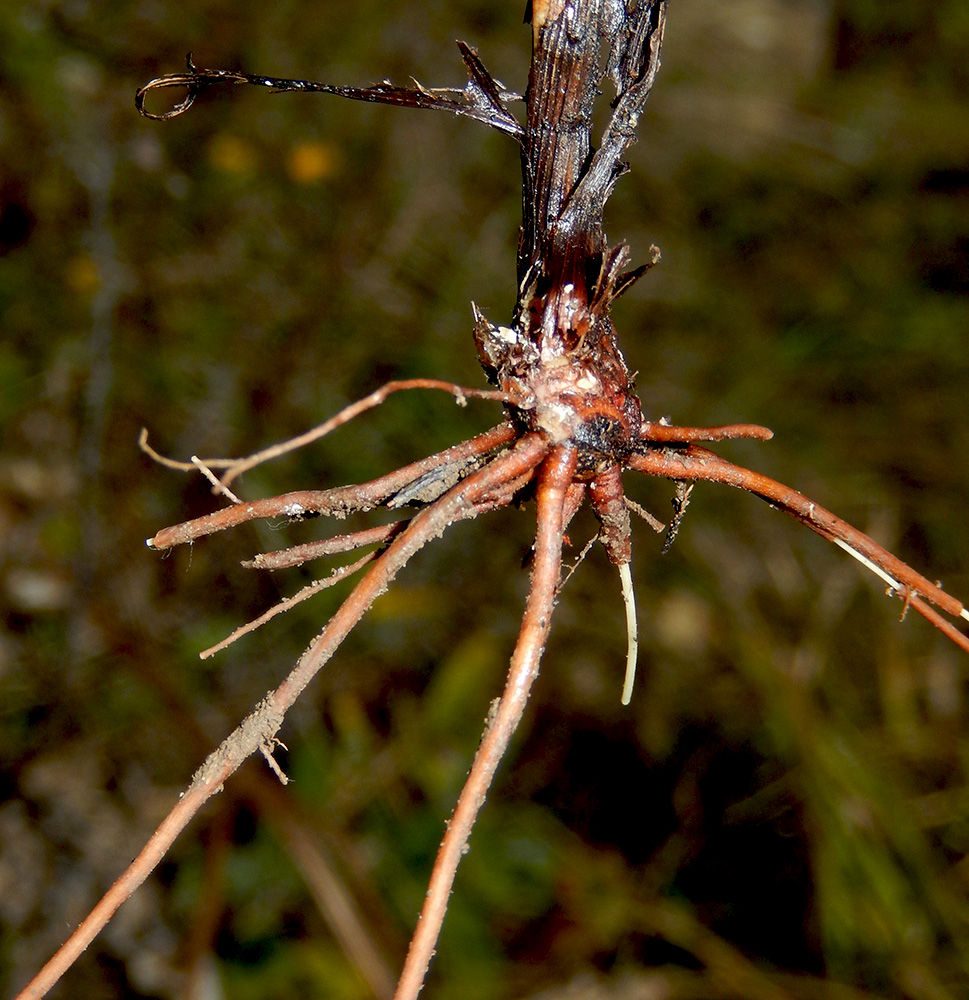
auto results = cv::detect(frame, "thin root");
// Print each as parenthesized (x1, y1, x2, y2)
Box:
(139, 428, 235, 471)
(140, 380, 518, 491)
(218, 379, 518, 487)
(641, 421, 774, 443)
(630, 445, 968, 624)
(191, 456, 242, 504)
(260, 740, 290, 784)
(200, 553, 377, 659)
(245, 522, 407, 571)
(559, 532, 599, 592)
(625, 496, 664, 533)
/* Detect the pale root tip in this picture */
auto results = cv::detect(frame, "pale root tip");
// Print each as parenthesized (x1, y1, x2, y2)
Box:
(833, 538, 900, 592)
(962, 608, 969, 622)
(145, 538, 156, 549)
(619, 562, 638, 705)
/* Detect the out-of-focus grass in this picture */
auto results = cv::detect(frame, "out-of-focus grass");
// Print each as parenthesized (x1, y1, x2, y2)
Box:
(1, 1, 968, 998)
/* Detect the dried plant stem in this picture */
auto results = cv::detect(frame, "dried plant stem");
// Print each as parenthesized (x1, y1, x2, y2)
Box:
(239, 774, 398, 1000)
(636, 897, 797, 1000)
(392, 444, 576, 1000)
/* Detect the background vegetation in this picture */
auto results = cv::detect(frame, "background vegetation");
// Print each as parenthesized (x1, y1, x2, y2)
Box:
(2, 0, 969, 997)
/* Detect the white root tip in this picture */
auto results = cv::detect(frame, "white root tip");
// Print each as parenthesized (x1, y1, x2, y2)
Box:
(833, 539, 969, 625)
(832, 537, 901, 592)
(618, 561, 638, 706)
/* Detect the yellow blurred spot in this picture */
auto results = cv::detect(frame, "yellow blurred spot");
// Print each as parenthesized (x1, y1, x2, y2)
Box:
(287, 141, 338, 183)
(65, 254, 99, 294)
(371, 585, 441, 621)
(207, 133, 257, 174)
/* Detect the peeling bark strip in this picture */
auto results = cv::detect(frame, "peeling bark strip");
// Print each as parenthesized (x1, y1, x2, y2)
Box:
(519, 0, 666, 285)
(15, 5, 967, 1000)
(136, 46, 525, 137)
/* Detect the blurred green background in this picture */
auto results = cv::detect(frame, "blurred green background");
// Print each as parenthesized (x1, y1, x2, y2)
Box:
(2, 1, 969, 997)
